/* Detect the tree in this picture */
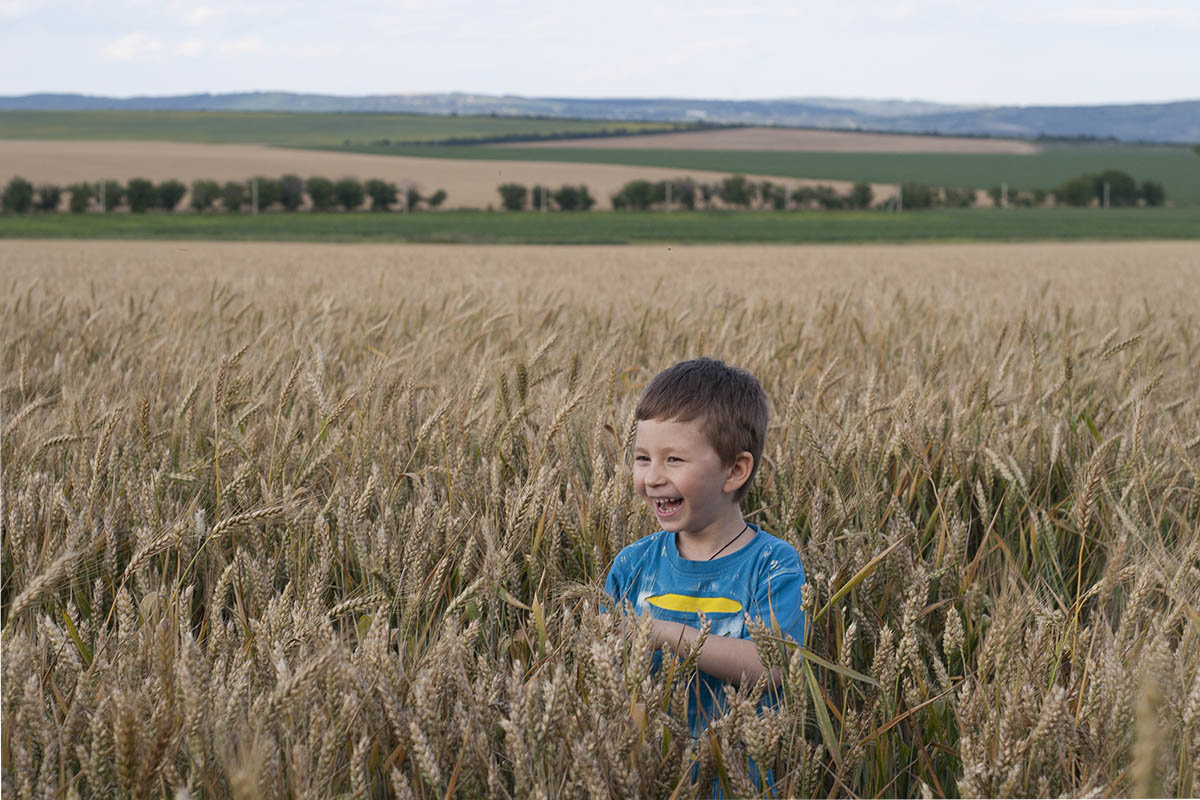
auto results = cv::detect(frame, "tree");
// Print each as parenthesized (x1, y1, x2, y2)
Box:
(1140, 180, 1166, 206)
(846, 182, 874, 210)
(252, 176, 281, 211)
(427, 189, 447, 209)
(365, 179, 398, 211)
(158, 179, 187, 211)
(498, 183, 528, 211)
(758, 180, 787, 210)
(900, 182, 934, 209)
(35, 184, 62, 212)
(718, 175, 756, 208)
(551, 184, 578, 211)
(789, 186, 817, 209)
(551, 184, 594, 211)
(3, 176, 35, 213)
(306, 177, 336, 211)
(649, 181, 668, 207)
(1093, 169, 1138, 206)
(190, 180, 220, 212)
(613, 180, 656, 210)
(577, 186, 595, 211)
(942, 186, 976, 208)
(530, 184, 551, 211)
(987, 185, 1005, 207)
(1055, 175, 1095, 207)
(672, 178, 697, 210)
(279, 174, 305, 211)
(814, 185, 843, 210)
(222, 181, 246, 212)
(127, 178, 158, 213)
(405, 185, 422, 212)
(698, 183, 716, 209)
(334, 178, 365, 211)
(100, 180, 124, 211)
(67, 182, 94, 213)
(1194, 144, 1200, 157)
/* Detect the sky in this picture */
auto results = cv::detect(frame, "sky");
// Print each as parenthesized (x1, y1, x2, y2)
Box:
(1, 0, 1198, 106)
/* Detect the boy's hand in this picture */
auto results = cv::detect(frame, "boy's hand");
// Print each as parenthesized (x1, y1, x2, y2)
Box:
(649, 617, 683, 651)
(647, 617, 773, 687)
(599, 611, 668, 650)
(599, 614, 772, 687)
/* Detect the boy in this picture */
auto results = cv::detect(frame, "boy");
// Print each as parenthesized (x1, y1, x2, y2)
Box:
(604, 357, 807, 738)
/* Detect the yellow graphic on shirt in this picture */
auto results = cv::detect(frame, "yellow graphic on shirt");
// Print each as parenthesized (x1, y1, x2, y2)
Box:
(647, 594, 742, 614)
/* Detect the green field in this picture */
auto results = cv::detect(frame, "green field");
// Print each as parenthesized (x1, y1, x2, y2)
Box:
(5, 110, 1196, 203)
(0, 110, 677, 146)
(336, 142, 1200, 205)
(2, 207, 1196, 244)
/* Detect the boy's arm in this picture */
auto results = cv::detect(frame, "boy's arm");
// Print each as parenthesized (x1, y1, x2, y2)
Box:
(649, 619, 772, 686)
(647, 561, 806, 686)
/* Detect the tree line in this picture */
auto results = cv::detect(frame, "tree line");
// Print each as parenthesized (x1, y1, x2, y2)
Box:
(1046, 170, 1166, 207)
(495, 170, 1167, 212)
(497, 177, 880, 211)
(0, 176, 448, 214)
(365, 120, 729, 148)
(2, 169, 1170, 215)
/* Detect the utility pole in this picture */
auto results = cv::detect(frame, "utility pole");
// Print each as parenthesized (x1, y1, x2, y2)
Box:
(897, 184, 902, 212)
(252, 179, 258, 215)
(1103, 181, 1110, 209)
(99, 180, 105, 213)
(665, 180, 671, 212)
(541, 185, 547, 213)
(1001, 182, 1008, 208)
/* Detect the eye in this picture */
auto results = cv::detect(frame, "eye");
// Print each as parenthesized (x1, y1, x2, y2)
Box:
(667, 456, 682, 463)
(634, 455, 649, 463)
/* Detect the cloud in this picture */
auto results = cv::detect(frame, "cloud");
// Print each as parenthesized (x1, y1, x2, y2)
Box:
(101, 32, 164, 61)
(174, 35, 266, 57)
(0, 0, 38, 18)
(176, 39, 207, 56)
(1035, 5, 1200, 29)
(185, 4, 224, 24)
(215, 35, 264, 55)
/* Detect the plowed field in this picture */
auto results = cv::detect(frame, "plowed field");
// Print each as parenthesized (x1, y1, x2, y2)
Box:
(0, 140, 897, 210)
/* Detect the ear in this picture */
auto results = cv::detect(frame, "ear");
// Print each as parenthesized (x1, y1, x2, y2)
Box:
(723, 452, 754, 496)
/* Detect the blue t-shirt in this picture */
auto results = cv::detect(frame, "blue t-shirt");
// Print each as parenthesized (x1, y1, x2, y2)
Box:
(603, 524, 806, 735)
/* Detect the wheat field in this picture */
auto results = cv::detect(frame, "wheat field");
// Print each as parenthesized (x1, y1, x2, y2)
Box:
(2, 240, 1199, 798)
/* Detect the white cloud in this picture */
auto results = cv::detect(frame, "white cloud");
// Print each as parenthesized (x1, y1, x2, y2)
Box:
(1035, 5, 1200, 28)
(173, 35, 266, 57)
(176, 39, 207, 56)
(0, 0, 43, 19)
(185, 4, 224, 24)
(240, 2, 287, 19)
(214, 35, 264, 55)
(100, 32, 164, 61)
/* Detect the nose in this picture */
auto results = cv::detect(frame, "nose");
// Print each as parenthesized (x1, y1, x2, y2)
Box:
(643, 459, 666, 486)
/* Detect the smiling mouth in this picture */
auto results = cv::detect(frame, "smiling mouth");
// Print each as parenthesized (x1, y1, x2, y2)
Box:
(653, 497, 683, 516)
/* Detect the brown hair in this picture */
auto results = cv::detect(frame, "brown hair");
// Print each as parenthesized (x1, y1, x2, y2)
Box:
(635, 357, 768, 502)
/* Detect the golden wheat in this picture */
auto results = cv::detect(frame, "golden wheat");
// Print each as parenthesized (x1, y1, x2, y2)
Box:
(2, 240, 1199, 798)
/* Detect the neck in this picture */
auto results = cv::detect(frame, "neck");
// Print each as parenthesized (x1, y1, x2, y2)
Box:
(675, 510, 751, 561)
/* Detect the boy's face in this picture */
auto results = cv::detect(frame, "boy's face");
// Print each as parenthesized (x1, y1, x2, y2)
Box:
(633, 416, 746, 536)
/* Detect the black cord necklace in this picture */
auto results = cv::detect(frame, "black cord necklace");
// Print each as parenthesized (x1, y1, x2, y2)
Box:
(709, 523, 750, 560)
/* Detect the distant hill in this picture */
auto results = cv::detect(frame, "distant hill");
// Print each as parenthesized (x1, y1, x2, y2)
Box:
(2, 92, 1197, 143)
